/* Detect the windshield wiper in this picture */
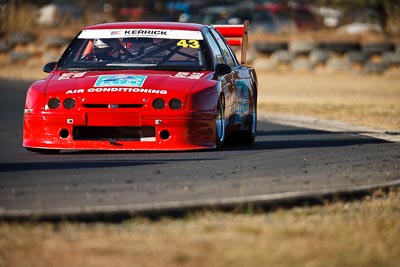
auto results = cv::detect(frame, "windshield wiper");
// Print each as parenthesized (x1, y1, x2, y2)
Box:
(106, 63, 157, 67)
(150, 65, 211, 71)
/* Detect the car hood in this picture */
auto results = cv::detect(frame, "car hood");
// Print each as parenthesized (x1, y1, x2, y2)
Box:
(45, 70, 211, 100)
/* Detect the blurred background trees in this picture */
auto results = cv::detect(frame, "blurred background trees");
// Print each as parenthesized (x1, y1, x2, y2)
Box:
(0, 0, 399, 36)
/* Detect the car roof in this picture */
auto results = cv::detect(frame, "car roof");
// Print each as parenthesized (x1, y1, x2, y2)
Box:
(85, 21, 206, 31)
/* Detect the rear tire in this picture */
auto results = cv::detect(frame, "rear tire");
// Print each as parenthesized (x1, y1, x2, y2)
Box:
(215, 97, 225, 149)
(235, 99, 257, 146)
(242, 109, 257, 145)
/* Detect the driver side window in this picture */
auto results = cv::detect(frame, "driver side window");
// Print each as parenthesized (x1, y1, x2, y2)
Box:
(209, 28, 239, 68)
(203, 30, 225, 65)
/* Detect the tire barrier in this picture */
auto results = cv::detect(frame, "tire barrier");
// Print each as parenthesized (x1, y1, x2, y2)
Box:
(270, 49, 296, 64)
(364, 61, 389, 74)
(291, 57, 315, 71)
(289, 41, 317, 55)
(7, 32, 36, 46)
(0, 31, 399, 74)
(309, 48, 331, 64)
(0, 32, 68, 64)
(326, 57, 352, 71)
(361, 42, 395, 56)
(43, 35, 70, 48)
(253, 39, 400, 73)
(346, 50, 369, 64)
(322, 41, 361, 54)
(0, 40, 11, 53)
(253, 41, 287, 55)
(383, 51, 400, 66)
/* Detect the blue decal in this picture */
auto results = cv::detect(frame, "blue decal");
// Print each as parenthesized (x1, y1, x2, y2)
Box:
(94, 75, 147, 87)
(235, 80, 249, 123)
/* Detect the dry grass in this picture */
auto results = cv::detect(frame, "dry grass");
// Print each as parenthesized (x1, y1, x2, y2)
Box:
(0, 4, 38, 33)
(256, 70, 400, 130)
(1, 189, 400, 267)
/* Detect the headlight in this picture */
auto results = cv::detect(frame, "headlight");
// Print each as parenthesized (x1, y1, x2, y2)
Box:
(152, 98, 165, 110)
(169, 98, 183, 110)
(48, 98, 60, 109)
(63, 98, 76, 109)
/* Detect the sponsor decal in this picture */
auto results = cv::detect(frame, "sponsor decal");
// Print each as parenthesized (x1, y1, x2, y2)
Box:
(94, 75, 147, 87)
(65, 87, 167, 95)
(174, 72, 204, 79)
(110, 30, 124, 35)
(59, 72, 86, 80)
(123, 30, 168, 36)
(78, 29, 203, 40)
(66, 89, 85, 94)
(234, 80, 249, 123)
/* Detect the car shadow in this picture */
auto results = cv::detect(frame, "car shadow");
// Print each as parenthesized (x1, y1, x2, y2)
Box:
(223, 128, 390, 151)
(0, 157, 214, 172)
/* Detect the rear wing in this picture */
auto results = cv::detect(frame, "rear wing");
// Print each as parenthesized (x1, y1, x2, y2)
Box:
(213, 20, 249, 64)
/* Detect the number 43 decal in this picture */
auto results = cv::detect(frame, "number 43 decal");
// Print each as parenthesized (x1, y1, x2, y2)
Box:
(177, 40, 200, 48)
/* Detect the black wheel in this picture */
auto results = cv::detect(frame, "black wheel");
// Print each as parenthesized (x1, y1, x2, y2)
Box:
(234, 99, 257, 146)
(271, 49, 295, 64)
(289, 41, 317, 55)
(0, 40, 11, 53)
(362, 42, 395, 56)
(225, 93, 257, 147)
(242, 102, 257, 145)
(365, 61, 388, 74)
(346, 50, 369, 64)
(43, 35, 69, 48)
(322, 41, 361, 54)
(253, 41, 288, 55)
(8, 32, 36, 46)
(383, 51, 400, 66)
(291, 57, 315, 71)
(309, 48, 331, 64)
(25, 147, 60, 154)
(215, 97, 225, 149)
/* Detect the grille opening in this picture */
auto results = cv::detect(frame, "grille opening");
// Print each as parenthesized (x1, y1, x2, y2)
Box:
(73, 126, 155, 140)
(59, 129, 69, 138)
(82, 104, 144, 108)
(159, 130, 170, 140)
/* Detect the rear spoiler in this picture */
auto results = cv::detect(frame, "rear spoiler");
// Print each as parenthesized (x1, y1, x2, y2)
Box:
(213, 20, 249, 64)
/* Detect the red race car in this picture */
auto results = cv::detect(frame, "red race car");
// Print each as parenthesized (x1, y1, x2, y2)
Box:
(23, 21, 257, 152)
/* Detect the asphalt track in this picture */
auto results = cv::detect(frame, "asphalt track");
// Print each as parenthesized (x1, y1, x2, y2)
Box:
(1, 79, 400, 219)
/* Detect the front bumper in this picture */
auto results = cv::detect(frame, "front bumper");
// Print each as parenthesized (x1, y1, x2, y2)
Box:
(23, 110, 216, 151)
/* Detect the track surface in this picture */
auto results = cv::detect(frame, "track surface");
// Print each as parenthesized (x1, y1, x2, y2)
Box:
(1, 79, 400, 217)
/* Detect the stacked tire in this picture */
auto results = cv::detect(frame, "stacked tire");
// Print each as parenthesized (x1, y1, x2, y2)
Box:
(252, 39, 399, 74)
(0, 32, 70, 65)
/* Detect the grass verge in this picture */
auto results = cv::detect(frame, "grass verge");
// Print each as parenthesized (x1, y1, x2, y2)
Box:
(1, 189, 400, 267)
(256, 71, 400, 130)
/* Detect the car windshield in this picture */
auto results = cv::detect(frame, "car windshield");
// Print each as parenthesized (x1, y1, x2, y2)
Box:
(57, 28, 212, 71)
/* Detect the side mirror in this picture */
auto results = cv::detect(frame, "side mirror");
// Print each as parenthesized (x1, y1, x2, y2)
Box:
(214, 64, 232, 77)
(43, 62, 57, 73)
